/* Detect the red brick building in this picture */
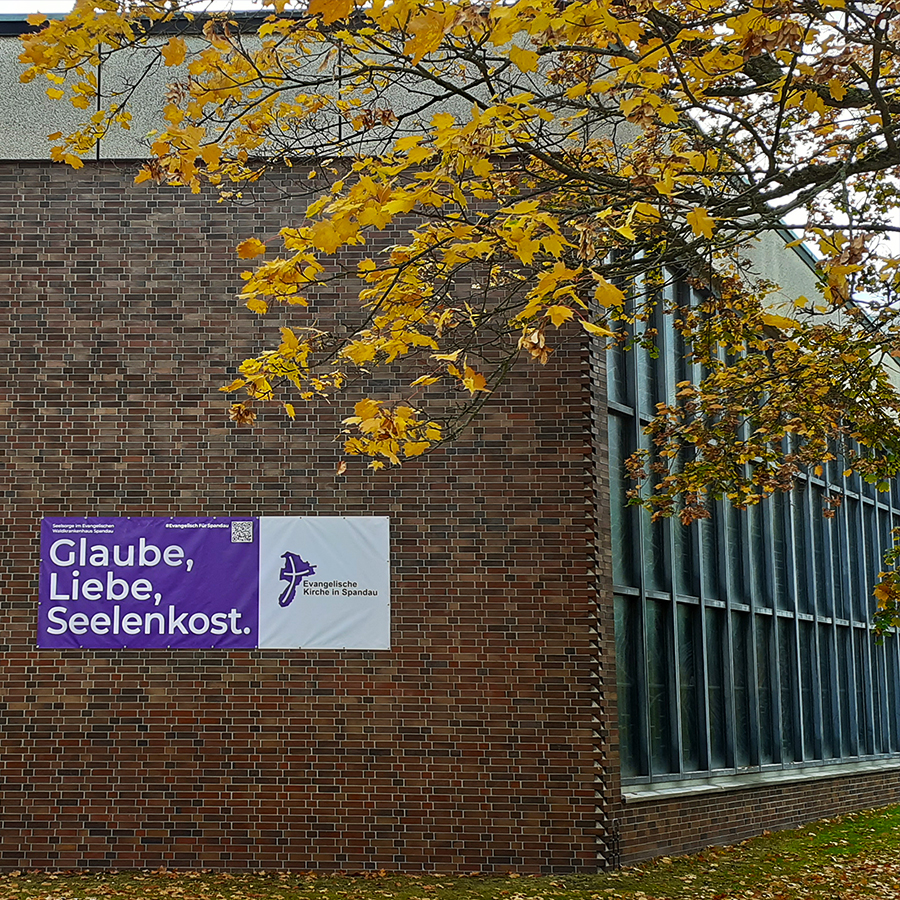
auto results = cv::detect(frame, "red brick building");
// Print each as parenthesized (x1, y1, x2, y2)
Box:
(2, 17, 900, 873)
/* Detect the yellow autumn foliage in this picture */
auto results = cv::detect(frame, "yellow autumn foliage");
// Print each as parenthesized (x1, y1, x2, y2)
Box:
(19, 0, 900, 563)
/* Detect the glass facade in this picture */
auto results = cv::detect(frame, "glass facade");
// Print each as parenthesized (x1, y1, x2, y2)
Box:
(610, 282, 900, 783)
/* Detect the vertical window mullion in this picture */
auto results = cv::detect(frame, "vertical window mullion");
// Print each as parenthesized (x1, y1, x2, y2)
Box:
(686, 331, 713, 774)
(847, 496, 870, 757)
(781, 484, 803, 763)
(696, 608, 712, 771)
(767, 496, 787, 760)
(659, 295, 686, 775)
(834, 476, 850, 757)
(633, 399, 653, 776)
(889, 629, 900, 751)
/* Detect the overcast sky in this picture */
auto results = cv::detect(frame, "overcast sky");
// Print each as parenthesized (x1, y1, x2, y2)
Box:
(1, 1, 267, 12)
(0, 0, 74, 10)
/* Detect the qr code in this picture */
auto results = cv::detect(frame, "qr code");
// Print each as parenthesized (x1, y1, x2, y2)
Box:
(231, 521, 254, 543)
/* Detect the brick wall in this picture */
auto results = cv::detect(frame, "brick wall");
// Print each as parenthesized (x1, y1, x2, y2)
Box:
(618, 768, 900, 864)
(0, 161, 599, 871)
(6, 158, 897, 874)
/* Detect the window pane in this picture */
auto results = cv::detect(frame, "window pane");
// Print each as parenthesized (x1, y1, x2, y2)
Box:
(607, 335, 630, 407)
(725, 506, 749, 605)
(647, 600, 675, 775)
(872, 636, 888, 754)
(846, 498, 862, 621)
(878, 511, 894, 618)
(799, 621, 817, 760)
(677, 604, 702, 771)
(830, 504, 843, 618)
(819, 625, 837, 759)
(609, 415, 637, 588)
(636, 333, 658, 417)
(701, 509, 721, 601)
(615, 596, 645, 777)
(886, 639, 900, 752)
(642, 508, 668, 593)
(837, 626, 854, 757)
(673, 295, 691, 386)
(812, 487, 831, 617)
(749, 504, 768, 607)
(793, 485, 813, 615)
(778, 618, 798, 763)
(707, 607, 728, 769)
(756, 615, 776, 764)
(855, 634, 871, 754)
(772, 491, 792, 611)
(673, 518, 699, 597)
(732, 612, 752, 767)
(864, 506, 878, 620)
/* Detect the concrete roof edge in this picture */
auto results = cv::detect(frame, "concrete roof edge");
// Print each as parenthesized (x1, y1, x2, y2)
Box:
(0, 11, 299, 37)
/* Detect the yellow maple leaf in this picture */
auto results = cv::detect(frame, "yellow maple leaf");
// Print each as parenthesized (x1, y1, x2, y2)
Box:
(594, 276, 625, 308)
(508, 45, 540, 73)
(431, 111, 456, 131)
(236, 237, 267, 259)
(686, 207, 716, 239)
(490, 5, 521, 45)
(658, 104, 679, 125)
(404, 9, 447, 65)
(342, 341, 378, 364)
(279, 327, 300, 354)
(761, 313, 800, 331)
(200, 143, 222, 168)
(394, 135, 423, 152)
(462, 365, 488, 393)
(546, 305, 574, 327)
(433, 349, 463, 362)
(284, 403, 296, 419)
(403, 441, 431, 457)
(358, 204, 392, 229)
(161, 37, 187, 67)
(354, 398, 381, 421)
(541, 233, 568, 257)
(308, 219, 344, 254)
(308, 0, 354, 25)
(581, 321, 615, 337)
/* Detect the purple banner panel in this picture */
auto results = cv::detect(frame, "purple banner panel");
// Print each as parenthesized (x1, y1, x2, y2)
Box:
(39, 518, 259, 650)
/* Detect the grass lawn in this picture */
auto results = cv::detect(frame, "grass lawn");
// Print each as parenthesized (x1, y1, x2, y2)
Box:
(3, 805, 900, 900)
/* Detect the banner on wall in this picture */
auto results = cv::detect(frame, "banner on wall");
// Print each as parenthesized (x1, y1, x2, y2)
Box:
(38, 517, 390, 650)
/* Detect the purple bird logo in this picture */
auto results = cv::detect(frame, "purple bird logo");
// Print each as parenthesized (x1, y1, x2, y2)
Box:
(278, 551, 316, 607)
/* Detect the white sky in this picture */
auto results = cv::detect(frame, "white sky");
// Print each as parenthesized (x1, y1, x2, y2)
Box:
(0, 1, 267, 12)
(0, 0, 75, 10)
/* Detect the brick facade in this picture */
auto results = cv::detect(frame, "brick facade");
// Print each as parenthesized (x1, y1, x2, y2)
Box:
(5, 157, 900, 873)
(0, 161, 599, 871)
(619, 767, 900, 864)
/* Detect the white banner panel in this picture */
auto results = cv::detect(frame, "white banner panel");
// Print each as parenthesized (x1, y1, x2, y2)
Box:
(257, 516, 390, 649)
